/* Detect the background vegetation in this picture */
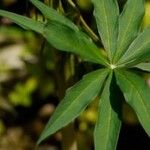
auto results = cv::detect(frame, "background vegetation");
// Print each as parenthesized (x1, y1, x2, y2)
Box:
(0, 0, 150, 149)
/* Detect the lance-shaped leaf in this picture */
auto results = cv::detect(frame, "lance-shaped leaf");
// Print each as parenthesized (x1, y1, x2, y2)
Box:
(0, 10, 44, 34)
(94, 72, 121, 150)
(38, 69, 109, 144)
(134, 63, 150, 72)
(92, 0, 119, 61)
(113, 0, 145, 63)
(30, 0, 78, 30)
(0, 10, 108, 65)
(44, 21, 108, 65)
(117, 27, 150, 67)
(115, 70, 150, 136)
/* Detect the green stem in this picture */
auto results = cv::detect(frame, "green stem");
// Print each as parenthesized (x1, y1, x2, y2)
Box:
(79, 15, 99, 42)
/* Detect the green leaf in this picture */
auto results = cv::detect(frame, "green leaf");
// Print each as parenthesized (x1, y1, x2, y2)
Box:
(44, 21, 108, 65)
(94, 72, 121, 150)
(0, 10, 44, 34)
(92, 0, 119, 61)
(134, 63, 150, 72)
(0, 9, 108, 65)
(113, 0, 145, 63)
(117, 27, 150, 67)
(38, 69, 109, 144)
(30, 0, 77, 30)
(115, 70, 150, 136)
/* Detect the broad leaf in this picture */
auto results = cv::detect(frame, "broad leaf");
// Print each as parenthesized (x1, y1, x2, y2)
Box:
(134, 63, 150, 72)
(30, 0, 78, 30)
(44, 21, 108, 65)
(0, 10, 44, 34)
(38, 69, 109, 144)
(92, 0, 119, 61)
(94, 72, 121, 150)
(113, 0, 145, 63)
(115, 70, 150, 136)
(117, 27, 150, 67)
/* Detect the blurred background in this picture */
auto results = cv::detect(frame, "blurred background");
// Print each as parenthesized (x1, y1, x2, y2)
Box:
(0, 0, 150, 150)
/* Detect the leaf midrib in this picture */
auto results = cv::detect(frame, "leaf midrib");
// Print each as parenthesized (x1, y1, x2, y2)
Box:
(117, 71, 150, 120)
(105, 106, 112, 149)
(115, 3, 136, 61)
(118, 40, 150, 66)
(102, 0, 111, 60)
(47, 71, 107, 131)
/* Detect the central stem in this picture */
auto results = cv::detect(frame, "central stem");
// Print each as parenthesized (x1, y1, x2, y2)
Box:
(110, 64, 117, 69)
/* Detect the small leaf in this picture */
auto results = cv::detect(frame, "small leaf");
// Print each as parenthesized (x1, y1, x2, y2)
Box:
(0, 10, 44, 34)
(30, 0, 77, 30)
(92, 0, 119, 61)
(134, 63, 150, 72)
(44, 21, 108, 65)
(115, 70, 150, 136)
(117, 27, 150, 67)
(38, 69, 109, 144)
(94, 72, 121, 150)
(113, 0, 145, 63)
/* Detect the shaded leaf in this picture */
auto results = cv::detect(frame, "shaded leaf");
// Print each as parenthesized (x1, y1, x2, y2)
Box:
(0, 10, 44, 34)
(38, 69, 109, 144)
(113, 0, 145, 63)
(92, 0, 119, 61)
(117, 27, 150, 67)
(115, 70, 150, 136)
(94, 72, 121, 150)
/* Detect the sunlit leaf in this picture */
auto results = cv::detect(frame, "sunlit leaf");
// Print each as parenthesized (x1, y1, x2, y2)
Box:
(92, 0, 119, 61)
(94, 72, 121, 150)
(38, 69, 109, 144)
(115, 70, 150, 136)
(117, 27, 150, 67)
(113, 0, 145, 63)
(134, 63, 150, 72)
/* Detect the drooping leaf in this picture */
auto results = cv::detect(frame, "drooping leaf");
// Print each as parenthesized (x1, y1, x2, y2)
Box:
(134, 63, 150, 72)
(92, 0, 119, 61)
(44, 21, 108, 65)
(113, 0, 145, 63)
(94, 72, 121, 150)
(0, 10, 44, 34)
(115, 70, 150, 136)
(30, 0, 78, 30)
(117, 27, 150, 67)
(38, 69, 109, 144)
